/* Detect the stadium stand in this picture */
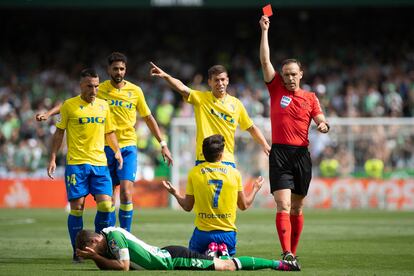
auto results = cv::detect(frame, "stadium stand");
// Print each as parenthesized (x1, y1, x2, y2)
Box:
(0, 7, 413, 177)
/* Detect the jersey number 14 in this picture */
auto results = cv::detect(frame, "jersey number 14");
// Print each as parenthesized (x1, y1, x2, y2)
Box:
(67, 174, 77, 186)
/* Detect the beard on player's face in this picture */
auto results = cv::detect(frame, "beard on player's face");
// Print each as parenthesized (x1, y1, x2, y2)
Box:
(111, 74, 124, 84)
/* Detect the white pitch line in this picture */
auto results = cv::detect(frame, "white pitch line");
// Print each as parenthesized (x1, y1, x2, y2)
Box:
(1, 218, 36, 225)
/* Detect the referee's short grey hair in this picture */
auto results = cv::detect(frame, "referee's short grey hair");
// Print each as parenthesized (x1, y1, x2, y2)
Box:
(281, 59, 302, 71)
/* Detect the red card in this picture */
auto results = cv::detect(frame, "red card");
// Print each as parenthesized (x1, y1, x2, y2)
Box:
(262, 4, 273, 17)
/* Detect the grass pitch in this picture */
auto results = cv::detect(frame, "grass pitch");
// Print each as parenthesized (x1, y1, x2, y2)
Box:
(0, 208, 413, 275)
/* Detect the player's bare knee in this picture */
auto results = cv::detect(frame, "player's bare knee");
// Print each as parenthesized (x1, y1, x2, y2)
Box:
(120, 181, 133, 202)
(291, 196, 304, 214)
(70, 204, 84, 211)
(69, 199, 85, 211)
(275, 200, 291, 212)
(290, 205, 303, 215)
(120, 191, 132, 203)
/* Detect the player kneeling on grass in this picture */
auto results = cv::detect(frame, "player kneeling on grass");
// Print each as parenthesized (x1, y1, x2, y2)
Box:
(75, 227, 300, 271)
(162, 134, 264, 258)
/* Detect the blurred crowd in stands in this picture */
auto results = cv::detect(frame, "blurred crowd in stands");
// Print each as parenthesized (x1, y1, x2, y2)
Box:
(0, 7, 413, 178)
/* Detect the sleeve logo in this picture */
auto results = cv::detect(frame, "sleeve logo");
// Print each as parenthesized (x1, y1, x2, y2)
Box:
(280, 96, 292, 108)
(109, 239, 119, 251)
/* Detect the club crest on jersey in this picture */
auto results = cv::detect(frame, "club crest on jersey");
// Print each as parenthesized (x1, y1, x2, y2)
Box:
(109, 239, 118, 250)
(280, 96, 292, 108)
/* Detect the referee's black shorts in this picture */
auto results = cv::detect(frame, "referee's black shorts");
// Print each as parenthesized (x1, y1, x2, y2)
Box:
(269, 144, 312, 196)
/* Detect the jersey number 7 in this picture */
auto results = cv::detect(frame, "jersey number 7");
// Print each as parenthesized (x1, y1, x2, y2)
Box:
(208, 179, 223, 208)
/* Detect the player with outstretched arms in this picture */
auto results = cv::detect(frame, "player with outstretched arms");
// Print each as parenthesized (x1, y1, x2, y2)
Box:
(150, 62, 270, 256)
(162, 134, 265, 258)
(150, 62, 270, 168)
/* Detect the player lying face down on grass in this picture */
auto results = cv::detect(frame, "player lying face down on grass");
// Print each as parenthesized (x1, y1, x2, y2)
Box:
(75, 227, 300, 271)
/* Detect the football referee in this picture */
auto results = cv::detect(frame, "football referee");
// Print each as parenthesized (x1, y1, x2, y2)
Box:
(259, 15, 330, 266)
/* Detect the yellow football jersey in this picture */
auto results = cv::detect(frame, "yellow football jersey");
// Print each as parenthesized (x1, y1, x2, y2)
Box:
(186, 162, 243, 231)
(98, 80, 151, 148)
(56, 95, 114, 166)
(186, 90, 253, 163)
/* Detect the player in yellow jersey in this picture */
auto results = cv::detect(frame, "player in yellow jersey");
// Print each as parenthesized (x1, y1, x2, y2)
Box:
(100, 52, 173, 231)
(162, 134, 263, 256)
(37, 53, 173, 232)
(150, 62, 271, 167)
(47, 68, 123, 262)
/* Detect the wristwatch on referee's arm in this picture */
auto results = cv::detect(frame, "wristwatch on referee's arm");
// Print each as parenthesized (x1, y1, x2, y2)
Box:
(320, 121, 330, 132)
